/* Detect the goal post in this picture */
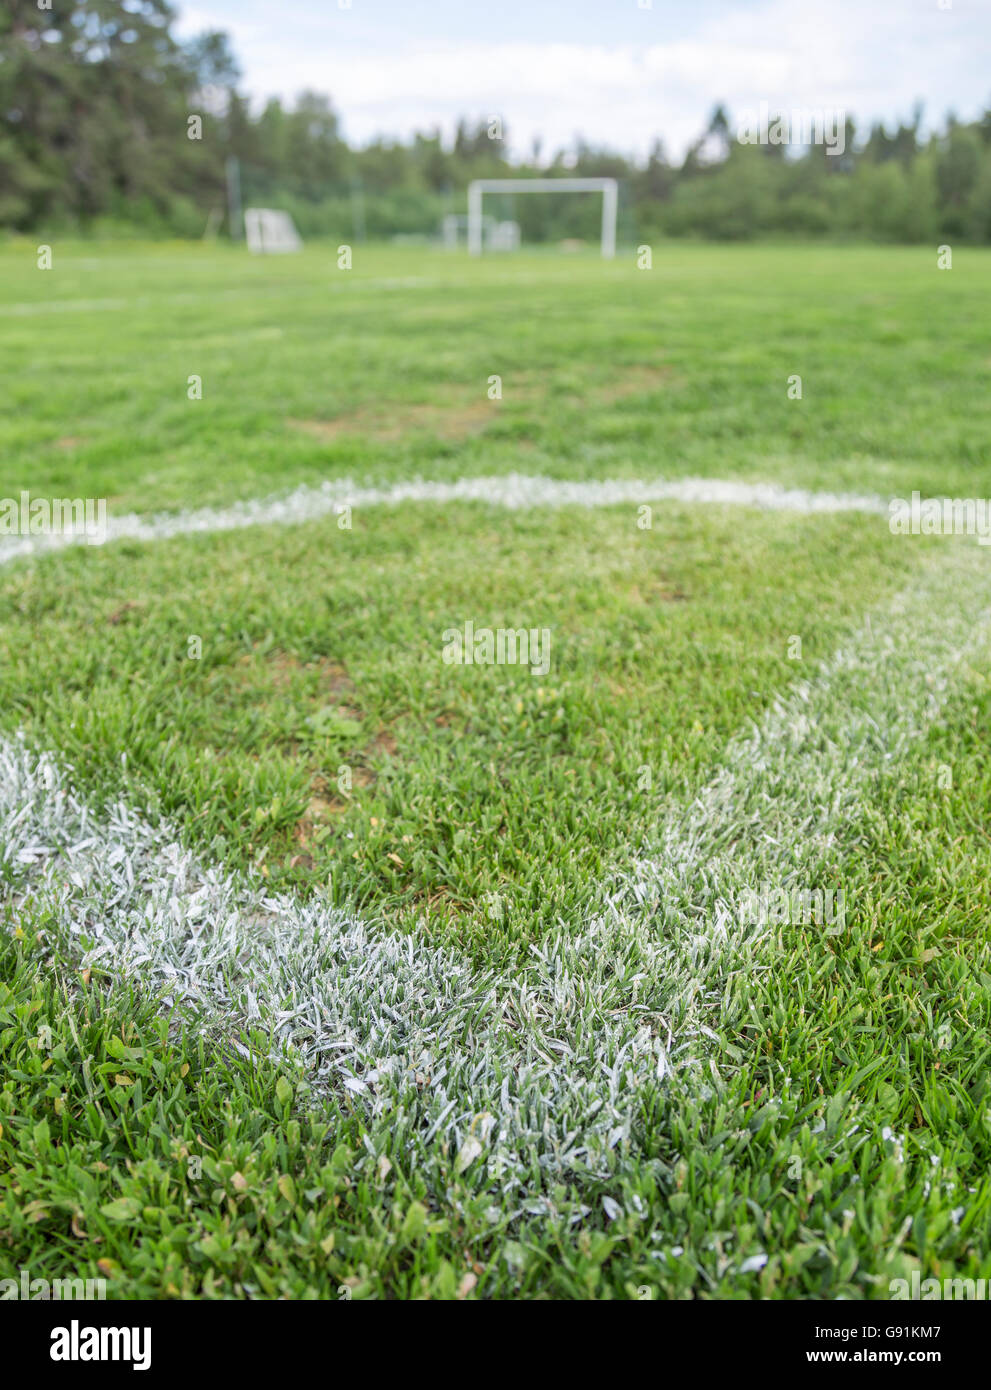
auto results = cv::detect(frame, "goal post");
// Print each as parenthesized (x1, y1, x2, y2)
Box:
(467, 177, 618, 258)
(243, 208, 303, 254)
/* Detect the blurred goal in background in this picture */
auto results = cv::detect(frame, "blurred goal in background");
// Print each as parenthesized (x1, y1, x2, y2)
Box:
(244, 208, 303, 254)
(467, 178, 618, 258)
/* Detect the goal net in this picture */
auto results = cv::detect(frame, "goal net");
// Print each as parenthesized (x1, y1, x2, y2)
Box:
(244, 208, 303, 254)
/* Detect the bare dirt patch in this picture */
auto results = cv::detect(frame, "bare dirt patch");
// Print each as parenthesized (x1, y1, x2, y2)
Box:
(230, 648, 356, 698)
(592, 363, 675, 402)
(294, 777, 351, 851)
(106, 600, 144, 625)
(290, 398, 499, 445)
(288, 364, 675, 446)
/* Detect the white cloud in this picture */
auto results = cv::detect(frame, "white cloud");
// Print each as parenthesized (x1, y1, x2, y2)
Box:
(174, 0, 990, 159)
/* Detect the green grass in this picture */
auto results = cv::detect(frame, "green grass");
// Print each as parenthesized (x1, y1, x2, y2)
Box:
(3, 682, 989, 1298)
(1, 241, 990, 1299)
(2, 241, 991, 512)
(1, 501, 915, 963)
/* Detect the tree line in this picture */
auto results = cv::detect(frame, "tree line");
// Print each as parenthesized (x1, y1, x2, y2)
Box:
(3, 1, 990, 243)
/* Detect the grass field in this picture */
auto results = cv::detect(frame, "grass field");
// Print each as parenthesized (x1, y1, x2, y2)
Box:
(1, 240, 990, 1300)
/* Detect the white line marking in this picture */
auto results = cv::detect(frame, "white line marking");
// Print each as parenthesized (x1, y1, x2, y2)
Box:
(1, 732, 677, 1202)
(609, 544, 991, 1072)
(2, 545, 987, 1206)
(0, 265, 624, 319)
(0, 276, 440, 318)
(0, 473, 887, 568)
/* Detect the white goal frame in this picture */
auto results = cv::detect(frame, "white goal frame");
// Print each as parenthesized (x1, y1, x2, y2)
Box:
(467, 178, 618, 258)
(244, 208, 303, 254)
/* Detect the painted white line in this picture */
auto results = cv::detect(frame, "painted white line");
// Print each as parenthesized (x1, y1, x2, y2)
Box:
(608, 542, 991, 1072)
(0, 276, 441, 319)
(0, 473, 887, 568)
(1, 732, 676, 1204)
(0, 265, 621, 319)
(2, 544, 987, 1207)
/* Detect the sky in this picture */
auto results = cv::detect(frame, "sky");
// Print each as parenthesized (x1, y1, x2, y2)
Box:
(173, 0, 991, 161)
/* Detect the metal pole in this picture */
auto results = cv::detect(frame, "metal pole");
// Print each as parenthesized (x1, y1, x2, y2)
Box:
(601, 180, 617, 259)
(467, 181, 483, 256)
(226, 156, 242, 241)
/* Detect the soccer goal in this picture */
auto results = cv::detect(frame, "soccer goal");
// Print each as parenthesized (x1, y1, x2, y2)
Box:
(466, 178, 618, 258)
(244, 208, 303, 254)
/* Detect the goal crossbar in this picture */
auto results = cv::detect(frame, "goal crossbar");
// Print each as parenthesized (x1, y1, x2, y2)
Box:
(467, 178, 618, 258)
